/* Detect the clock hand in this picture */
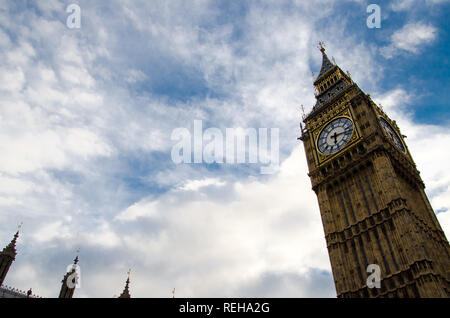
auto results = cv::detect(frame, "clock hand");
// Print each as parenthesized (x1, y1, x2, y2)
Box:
(331, 129, 352, 142)
(335, 128, 352, 136)
(331, 132, 338, 144)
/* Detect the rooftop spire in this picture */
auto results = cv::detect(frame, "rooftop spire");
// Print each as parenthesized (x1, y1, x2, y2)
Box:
(2, 224, 22, 258)
(0, 224, 23, 285)
(318, 41, 326, 53)
(314, 41, 336, 83)
(305, 46, 354, 119)
(73, 248, 80, 265)
(118, 269, 131, 298)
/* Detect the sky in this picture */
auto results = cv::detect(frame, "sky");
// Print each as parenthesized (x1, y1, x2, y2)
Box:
(0, 0, 449, 298)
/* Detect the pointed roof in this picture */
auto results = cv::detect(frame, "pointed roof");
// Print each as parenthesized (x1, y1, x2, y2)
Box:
(314, 43, 336, 84)
(305, 46, 355, 121)
(118, 277, 131, 298)
(1, 231, 19, 258)
(64, 254, 79, 275)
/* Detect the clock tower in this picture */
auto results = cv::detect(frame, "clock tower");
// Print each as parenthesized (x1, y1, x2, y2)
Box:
(300, 44, 450, 297)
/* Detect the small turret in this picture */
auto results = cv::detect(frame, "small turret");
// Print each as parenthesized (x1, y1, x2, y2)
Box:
(118, 269, 131, 298)
(58, 253, 80, 298)
(0, 224, 22, 286)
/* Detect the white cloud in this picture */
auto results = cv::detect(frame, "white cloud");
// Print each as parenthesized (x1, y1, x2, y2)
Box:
(80, 225, 122, 249)
(116, 200, 160, 221)
(390, 0, 419, 11)
(391, 0, 450, 11)
(114, 146, 331, 296)
(437, 211, 450, 235)
(381, 22, 437, 58)
(0, 67, 25, 92)
(0, 175, 33, 195)
(178, 178, 226, 191)
(125, 69, 147, 84)
(32, 221, 73, 243)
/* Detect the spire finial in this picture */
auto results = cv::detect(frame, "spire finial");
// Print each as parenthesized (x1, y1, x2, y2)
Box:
(301, 105, 306, 120)
(1, 227, 20, 258)
(14, 222, 23, 238)
(172, 288, 176, 298)
(318, 41, 326, 53)
(118, 270, 131, 298)
(73, 249, 80, 264)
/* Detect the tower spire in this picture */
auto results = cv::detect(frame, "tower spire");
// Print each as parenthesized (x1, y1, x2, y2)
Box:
(318, 41, 326, 53)
(0, 224, 22, 286)
(118, 269, 131, 298)
(74, 248, 80, 265)
(305, 46, 355, 119)
(2, 231, 19, 257)
(314, 41, 335, 84)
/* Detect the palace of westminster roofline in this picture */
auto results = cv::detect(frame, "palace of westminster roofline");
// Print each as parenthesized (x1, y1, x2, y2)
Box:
(0, 229, 131, 298)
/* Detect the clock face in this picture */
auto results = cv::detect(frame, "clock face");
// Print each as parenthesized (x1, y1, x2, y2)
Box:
(317, 117, 354, 155)
(380, 118, 405, 152)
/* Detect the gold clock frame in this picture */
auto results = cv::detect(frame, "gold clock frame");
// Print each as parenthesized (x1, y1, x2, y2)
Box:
(312, 108, 362, 166)
(379, 116, 407, 154)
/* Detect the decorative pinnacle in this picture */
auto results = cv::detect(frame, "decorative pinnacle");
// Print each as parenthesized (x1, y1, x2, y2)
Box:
(318, 41, 326, 53)
(118, 271, 131, 298)
(73, 249, 80, 264)
(2, 229, 20, 257)
(301, 105, 306, 120)
(172, 288, 176, 298)
(11, 222, 24, 241)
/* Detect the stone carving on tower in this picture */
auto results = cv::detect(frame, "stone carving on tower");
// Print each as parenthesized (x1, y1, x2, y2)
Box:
(299, 43, 450, 297)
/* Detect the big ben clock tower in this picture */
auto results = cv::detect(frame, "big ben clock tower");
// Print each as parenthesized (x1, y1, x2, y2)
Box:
(300, 44, 450, 298)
